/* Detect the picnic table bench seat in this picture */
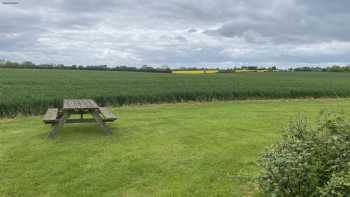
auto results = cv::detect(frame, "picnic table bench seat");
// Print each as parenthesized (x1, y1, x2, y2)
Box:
(43, 108, 59, 124)
(43, 107, 117, 123)
(99, 107, 117, 121)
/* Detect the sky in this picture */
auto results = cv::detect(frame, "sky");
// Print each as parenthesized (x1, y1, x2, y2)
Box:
(0, 0, 350, 68)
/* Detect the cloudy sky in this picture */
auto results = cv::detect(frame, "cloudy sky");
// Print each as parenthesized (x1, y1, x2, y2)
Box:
(1, 0, 350, 68)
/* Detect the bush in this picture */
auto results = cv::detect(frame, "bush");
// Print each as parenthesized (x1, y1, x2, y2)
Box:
(257, 111, 350, 196)
(320, 170, 350, 197)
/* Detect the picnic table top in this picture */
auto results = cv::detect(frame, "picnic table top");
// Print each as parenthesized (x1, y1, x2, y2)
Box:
(63, 99, 99, 110)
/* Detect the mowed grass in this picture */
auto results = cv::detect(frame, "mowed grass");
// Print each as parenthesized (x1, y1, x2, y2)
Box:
(1, 68, 350, 117)
(1, 99, 350, 197)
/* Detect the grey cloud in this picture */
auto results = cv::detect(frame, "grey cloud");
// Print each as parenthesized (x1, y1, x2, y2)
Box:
(300, 0, 350, 15)
(204, 0, 350, 44)
(188, 29, 197, 33)
(0, 0, 349, 67)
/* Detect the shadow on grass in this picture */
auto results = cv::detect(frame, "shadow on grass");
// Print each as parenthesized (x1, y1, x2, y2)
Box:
(40, 123, 120, 141)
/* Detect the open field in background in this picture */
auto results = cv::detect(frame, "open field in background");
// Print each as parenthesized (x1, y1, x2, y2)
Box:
(1, 68, 350, 117)
(172, 70, 219, 74)
(1, 99, 349, 196)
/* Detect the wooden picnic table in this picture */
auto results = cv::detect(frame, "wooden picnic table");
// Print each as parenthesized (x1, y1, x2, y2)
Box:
(43, 99, 117, 138)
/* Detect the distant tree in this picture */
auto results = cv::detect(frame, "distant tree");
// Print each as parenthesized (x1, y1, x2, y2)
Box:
(21, 61, 34, 68)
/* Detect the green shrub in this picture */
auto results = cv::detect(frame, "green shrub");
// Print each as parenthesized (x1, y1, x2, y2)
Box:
(257, 111, 350, 196)
(320, 170, 350, 197)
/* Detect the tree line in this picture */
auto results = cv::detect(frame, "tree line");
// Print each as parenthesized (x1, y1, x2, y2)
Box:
(0, 60, 172, 73)
(290, 65, 350, 72)
(1, 60, 350, 73)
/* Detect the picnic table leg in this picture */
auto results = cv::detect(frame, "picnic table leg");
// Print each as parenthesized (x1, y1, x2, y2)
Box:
(91, 110, 112, 135)
(48, 112, 69, 139)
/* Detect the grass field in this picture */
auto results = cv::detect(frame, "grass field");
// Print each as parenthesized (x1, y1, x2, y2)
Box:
(1, 99, 349, 197)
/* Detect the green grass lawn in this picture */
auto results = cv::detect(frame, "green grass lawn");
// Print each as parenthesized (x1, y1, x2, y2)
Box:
(1, 99, 350, 197)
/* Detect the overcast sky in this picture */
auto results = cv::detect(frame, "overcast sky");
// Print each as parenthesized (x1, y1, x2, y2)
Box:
(1, 0, 350, 68)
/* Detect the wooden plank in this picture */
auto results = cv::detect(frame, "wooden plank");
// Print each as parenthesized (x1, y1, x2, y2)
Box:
(48, 112, 70, 139)
(65, 118, 115, 123)
(91, 110, 112, 135)
(43, 108, 58, 123)
(65, 119, 96, 124)
(63, 99, 99, 110)
(99, 107, 117, 121)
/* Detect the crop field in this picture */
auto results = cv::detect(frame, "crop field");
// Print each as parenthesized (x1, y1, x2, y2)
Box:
(172, 70, 219, 74)
(1, 99, 349, 196)
(1, 68, 350, 117)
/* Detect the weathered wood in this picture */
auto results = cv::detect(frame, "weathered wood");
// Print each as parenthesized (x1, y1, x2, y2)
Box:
(92, 110, 112, 135)
(65, 119, 97, 124)
(48, 112, 70, 139)
(43, 108, 59, 123)
(63, 99, 99, 110)
(45, 99, 116, 138)
(99, 107, 117, 121)
(60, 118, 115, 124)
